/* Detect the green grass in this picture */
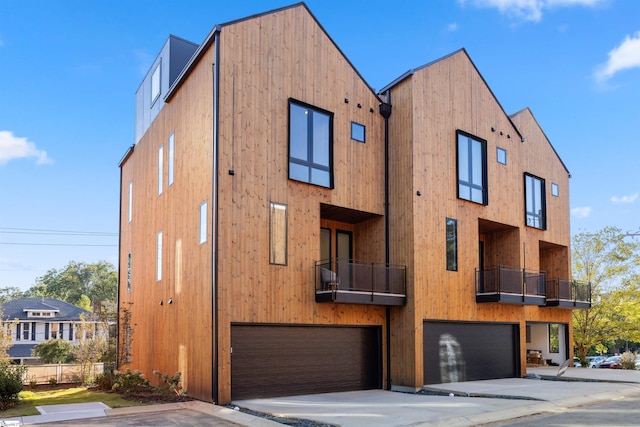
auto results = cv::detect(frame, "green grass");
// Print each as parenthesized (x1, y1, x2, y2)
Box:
(1, 387, 148, 417)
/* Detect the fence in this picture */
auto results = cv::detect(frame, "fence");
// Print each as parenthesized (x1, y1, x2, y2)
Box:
(22, 363, 104, 385)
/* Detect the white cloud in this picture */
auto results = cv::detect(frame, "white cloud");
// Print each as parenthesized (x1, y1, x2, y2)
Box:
(458, 0, 605, 22)
(571, 206, 592, 218)
(0, 131, 52, 165)
(447, 23, 459, 32)
(611, 193, 638, 204)
(595, 32, 640, 81)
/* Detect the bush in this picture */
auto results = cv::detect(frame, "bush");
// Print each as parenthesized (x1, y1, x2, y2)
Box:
(112, 369, 150, 395)
(94, 372, 116, 391)
(153, 370, 184, 396)
(0, 363, 27, 409)
(619, 351, 637, 370)
(48, 377, 58, 387)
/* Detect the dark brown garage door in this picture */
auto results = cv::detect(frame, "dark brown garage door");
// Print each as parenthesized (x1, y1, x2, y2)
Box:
(423, 321, 519, 385)
(231, 324, 381, 400)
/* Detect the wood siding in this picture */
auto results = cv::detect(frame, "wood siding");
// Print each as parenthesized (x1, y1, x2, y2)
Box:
(387, 50, 573, 389)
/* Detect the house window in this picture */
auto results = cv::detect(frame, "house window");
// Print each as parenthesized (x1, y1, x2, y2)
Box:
(21, 322, 31, 341)
(288, 100, 333, 188)
(157, 231, 163, 281)
(269, 202, 287, 265)
(158, 145, 164, 195)
(128, 181, 133, 223)
(552, 183, 559, 197)
(525, 173, 546, 229)
(457, 131, 487, 204)
(168, 133, 174, 186)
(127, 252, 132, 293)
(199, 201, 208, 244)
(151, 62, 161, 104)
(446, 218, 458, 271)
(549, 324, 560, 353)
(351, 122, 365, 143)
(497, 147, 507, 165)
(51, 322, 59, 339)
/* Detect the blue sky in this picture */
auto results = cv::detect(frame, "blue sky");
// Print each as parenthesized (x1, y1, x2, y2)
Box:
(1, 0, 639, 291)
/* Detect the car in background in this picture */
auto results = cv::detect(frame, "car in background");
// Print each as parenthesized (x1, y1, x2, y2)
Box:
(597, 355, 621, 369)
(635, 355, 640, 370)
(587, 355, 607, 368)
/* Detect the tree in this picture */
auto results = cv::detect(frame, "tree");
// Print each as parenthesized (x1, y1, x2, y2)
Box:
(0, 308, 18, 365)
(73, 313, 107, 384)
(572, 227, 640, 362)
(0, 287, 24, 305)
(32, 339, 75, 364)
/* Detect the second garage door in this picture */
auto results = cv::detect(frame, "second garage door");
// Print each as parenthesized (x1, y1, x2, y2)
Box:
(423, 321, 519, 385)
(231, 324, 381, 400)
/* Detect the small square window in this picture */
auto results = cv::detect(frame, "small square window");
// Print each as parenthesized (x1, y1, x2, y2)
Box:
(351, 122, 365, 143)
(497, 147, 507, 165)
(552, 183, 559, 197)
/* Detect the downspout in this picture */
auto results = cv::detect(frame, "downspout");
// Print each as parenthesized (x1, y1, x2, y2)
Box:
(211, 27, 221, 403)
(379, 94, 392, 391)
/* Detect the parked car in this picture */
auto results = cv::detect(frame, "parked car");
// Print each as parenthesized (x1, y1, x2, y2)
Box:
(597, 355, 621, 369)
(587, 355, 607, 368)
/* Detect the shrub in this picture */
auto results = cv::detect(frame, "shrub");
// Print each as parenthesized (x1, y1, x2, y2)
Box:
(112, 369, 150, 395)
(94, 372, 116, 391)
(153, 370, 184, 396)
(0, 363, 27, 409)
(619, 351, 637, 370)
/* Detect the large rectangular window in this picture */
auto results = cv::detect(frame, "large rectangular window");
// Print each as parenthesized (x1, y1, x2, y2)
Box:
(446, 218, 458, 271)
(525, 173, 546, 229)
(156, 231, 163, 281)
(199, 201, 208, 244)
(168, 133, 174, 186)
(269, 202, 287, 265)
(288, 100, 333, 188)
(158, 145, 164, 196)
(457, 131, 487, 204)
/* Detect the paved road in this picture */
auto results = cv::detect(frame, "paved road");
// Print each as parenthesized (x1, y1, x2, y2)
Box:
(483, 394, 640, 426)
(30, 409, 238, 427)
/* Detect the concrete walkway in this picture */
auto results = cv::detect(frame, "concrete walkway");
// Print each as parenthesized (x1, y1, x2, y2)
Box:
(3, 366, 640, 426)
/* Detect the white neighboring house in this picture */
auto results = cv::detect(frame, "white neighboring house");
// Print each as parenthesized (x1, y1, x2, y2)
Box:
(1, 298, 103, 365)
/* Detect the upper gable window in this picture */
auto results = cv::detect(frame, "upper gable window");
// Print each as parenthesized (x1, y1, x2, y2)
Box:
(288, 100, 333, 188)
(525, 173, 546, 229)
(497, 147, 507, 165)
(551, 183, 559, 197)
(351, 122, 365, 143)
(457, 131, 487, 205)
(151, 63, 161, 105)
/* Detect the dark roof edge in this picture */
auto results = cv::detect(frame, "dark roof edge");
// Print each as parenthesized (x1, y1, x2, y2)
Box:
(165, 2, 381, 103)
(118, 144, 135, 167)
(378, 48, 524, 142)
(510, 107, 571, 177)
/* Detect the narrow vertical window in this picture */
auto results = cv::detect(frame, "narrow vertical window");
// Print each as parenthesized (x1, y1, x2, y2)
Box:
(158, 145, 164, 195)
(168, 133, 174, 186)
(128, 181, 133, 223)
(127, 252, 132, 293)
(269, 202, 287, 265)
(446, 218, 458, 271)
(457, 131, 487, 204)
(525, 173, 546, 229)
(151, 62, 161, 104)
(551, 183, 559, 197)
(156, 231, 163, 281)
(199, 201, 208, 244)
(549, 324, 559, 353)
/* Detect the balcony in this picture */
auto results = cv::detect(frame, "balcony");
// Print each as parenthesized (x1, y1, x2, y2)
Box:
(476, 265, 546, 305)
(315, 259, 406, 306)
(545, 279, 592, 309)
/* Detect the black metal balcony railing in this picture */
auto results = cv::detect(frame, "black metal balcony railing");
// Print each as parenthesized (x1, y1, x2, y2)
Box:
(476, 265, 546, 305)
(545, 279, 592, 309)
(315, 259, 406, 306)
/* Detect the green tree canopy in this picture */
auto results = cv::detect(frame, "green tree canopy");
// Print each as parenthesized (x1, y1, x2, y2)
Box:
(572, 227, 640, 361)
(32, 339, 75, 364)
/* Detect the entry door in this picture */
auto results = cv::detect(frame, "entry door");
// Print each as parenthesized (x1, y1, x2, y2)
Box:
(336, 230, 352, 288)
